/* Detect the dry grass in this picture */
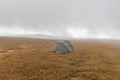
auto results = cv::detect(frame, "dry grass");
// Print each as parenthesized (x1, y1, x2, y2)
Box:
(0, 37, 120, 80)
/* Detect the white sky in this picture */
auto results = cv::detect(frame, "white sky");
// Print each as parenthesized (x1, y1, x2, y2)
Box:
(0, 0, 120, 39)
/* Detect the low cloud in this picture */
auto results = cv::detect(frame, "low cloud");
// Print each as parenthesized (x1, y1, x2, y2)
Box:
(0, 0, 120, 39)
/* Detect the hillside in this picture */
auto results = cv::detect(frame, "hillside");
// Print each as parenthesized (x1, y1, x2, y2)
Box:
(6, 33, 65, 39)
(0, 37, 120, 80)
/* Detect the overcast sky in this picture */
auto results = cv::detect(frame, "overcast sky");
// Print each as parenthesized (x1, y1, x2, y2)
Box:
(0, 0, 120, 39)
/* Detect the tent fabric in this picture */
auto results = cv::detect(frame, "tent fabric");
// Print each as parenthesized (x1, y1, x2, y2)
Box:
(51, 40, 74, 53)
(60, 40, 74, 52)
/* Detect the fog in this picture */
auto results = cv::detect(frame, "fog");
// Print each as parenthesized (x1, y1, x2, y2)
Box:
(0, 0, 120, 39)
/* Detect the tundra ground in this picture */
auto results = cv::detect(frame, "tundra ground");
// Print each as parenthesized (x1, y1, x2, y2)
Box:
(0, 37, 120, 80)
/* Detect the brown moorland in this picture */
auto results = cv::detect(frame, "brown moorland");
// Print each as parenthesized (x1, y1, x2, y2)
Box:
(0, 37, 120, 80)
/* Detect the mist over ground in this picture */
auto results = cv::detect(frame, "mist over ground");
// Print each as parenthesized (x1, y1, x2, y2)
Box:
(0, 0, 120, 39)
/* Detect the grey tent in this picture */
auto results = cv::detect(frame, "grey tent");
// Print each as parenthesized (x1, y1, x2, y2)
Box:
(51, 40, 74, 53)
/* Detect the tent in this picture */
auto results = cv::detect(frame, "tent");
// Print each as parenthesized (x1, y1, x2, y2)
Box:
(51, 40, 74, 53)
